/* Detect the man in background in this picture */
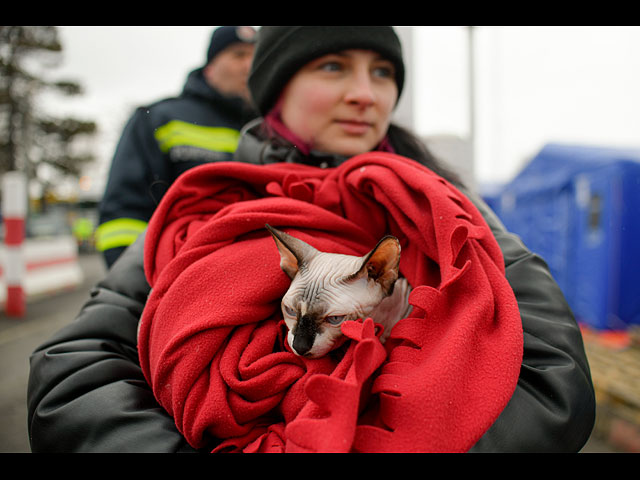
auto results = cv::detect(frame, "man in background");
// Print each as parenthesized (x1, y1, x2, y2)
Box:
(96, 26, 257, 267)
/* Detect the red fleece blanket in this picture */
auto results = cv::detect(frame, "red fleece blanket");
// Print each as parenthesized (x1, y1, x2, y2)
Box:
(137, 153, 523, 453)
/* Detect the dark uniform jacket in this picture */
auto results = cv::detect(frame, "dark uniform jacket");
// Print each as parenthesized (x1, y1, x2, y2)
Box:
(27, 121, 596, 452)
(96, 68, 256, 267)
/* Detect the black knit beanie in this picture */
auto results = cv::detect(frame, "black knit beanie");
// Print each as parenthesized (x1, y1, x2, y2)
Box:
(206, 26, 257, 64)
(248, 26, 405, 116)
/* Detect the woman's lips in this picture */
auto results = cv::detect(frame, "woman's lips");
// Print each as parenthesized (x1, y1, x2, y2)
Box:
(335, 119, 373, 135)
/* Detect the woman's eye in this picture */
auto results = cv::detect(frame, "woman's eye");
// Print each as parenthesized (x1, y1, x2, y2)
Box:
(325, 315, 346, 325)
(319, 61, 342, 72)
(373, 65, 394, 78)
(283, 305, 297, 317)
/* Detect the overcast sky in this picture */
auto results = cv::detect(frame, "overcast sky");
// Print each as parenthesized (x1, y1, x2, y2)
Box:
(41, 26, 640, 196)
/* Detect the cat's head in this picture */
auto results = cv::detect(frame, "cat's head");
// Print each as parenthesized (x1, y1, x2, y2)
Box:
(266, 224, 401, 358)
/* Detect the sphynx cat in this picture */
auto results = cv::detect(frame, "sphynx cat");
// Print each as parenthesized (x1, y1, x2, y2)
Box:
(266, 224, 412, 358)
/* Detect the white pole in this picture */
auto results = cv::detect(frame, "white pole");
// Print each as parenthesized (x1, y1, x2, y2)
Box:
(467, 26, 476, 175)
(2, 171, 27, 317)
(393, 26, 414, 131)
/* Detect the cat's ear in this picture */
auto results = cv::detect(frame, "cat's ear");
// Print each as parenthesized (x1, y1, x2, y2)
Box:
(266, 224, 318, 280)
(356, 236, 401, 294)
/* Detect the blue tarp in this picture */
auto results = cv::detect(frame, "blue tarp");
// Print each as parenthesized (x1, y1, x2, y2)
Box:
(493, 143, 640, 330)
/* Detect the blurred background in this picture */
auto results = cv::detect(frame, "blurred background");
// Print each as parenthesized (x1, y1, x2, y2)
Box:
(1, 26, 639, 453)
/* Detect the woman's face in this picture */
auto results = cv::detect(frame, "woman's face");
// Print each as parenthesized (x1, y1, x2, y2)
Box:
(279, 49, 398, 157)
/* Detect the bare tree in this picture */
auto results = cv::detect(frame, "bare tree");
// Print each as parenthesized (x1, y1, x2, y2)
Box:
(0, 26, 97, 203)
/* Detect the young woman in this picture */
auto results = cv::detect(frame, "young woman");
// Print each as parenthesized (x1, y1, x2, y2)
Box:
(27, 26, 595, 452)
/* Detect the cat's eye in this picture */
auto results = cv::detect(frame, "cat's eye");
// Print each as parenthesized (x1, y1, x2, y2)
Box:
(325, 315, 346, 325)
(283, 305, 297, 317)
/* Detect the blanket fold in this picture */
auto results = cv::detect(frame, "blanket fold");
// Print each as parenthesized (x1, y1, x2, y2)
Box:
(137, 153, 523, 453)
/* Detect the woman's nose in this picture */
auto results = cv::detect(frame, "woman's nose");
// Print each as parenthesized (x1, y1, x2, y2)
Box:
(344, 71, 376, 107)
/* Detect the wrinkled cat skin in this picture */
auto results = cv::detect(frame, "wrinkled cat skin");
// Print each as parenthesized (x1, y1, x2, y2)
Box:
(267, 225, 412, 358)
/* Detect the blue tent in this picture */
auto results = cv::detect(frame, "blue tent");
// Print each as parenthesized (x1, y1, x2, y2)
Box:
(494, 143, 640, 330)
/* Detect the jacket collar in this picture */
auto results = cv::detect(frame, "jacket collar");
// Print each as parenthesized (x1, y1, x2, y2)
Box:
(234, 118, 350, 168)
(182, 68, 257, 122)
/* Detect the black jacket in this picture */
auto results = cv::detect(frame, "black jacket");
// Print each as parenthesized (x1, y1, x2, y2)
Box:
(27, 122, 595, 452)
(96, 68, 256, 267)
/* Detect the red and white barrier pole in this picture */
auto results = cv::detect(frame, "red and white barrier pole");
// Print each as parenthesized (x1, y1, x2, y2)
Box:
(2, 172, 27, 317)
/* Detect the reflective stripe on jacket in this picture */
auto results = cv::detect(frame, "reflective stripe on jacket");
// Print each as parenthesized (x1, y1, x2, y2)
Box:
(95, 218, 148, 252)
(154, 121, 241, 154)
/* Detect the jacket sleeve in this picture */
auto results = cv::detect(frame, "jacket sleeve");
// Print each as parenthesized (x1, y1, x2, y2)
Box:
(465, 190, 596, 452)
(27, 233, 200, 453)
(96, 108, 169, 268)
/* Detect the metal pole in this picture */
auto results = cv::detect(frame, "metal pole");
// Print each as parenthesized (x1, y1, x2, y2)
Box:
(393, 26, 414, 131)
(468, 26, 476, 172)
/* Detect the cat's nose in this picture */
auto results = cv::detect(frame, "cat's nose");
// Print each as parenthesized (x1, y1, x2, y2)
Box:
(292, 333, 314, 356)
(291, 314, 317, 356)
